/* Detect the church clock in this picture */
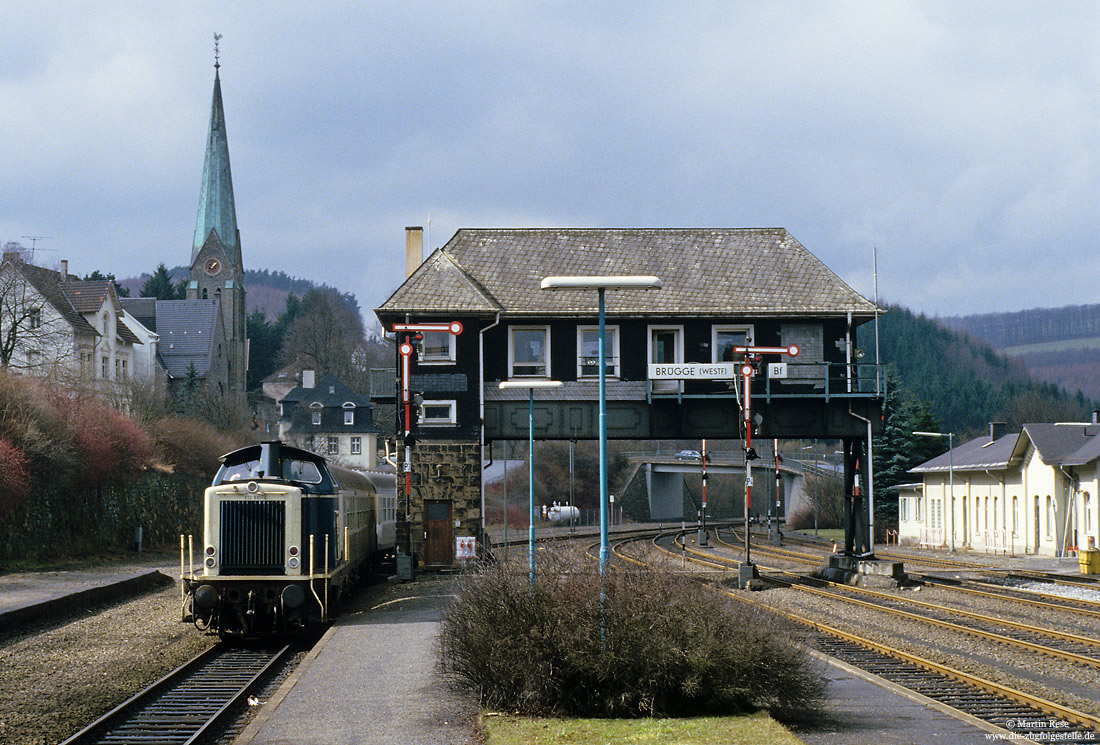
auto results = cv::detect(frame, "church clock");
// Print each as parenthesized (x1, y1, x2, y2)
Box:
(203, 258, 222, 276)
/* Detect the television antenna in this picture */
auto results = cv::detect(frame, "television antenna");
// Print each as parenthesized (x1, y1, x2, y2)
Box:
(21, 236, 54, 263)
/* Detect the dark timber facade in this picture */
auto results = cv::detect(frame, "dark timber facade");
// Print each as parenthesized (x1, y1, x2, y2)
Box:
(376, 228, 885, 566)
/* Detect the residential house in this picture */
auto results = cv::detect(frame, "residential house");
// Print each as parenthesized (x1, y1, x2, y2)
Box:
(279, 371, 380, 470)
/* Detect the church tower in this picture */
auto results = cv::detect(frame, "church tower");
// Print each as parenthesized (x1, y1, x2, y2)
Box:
(188, 40, 247, 403)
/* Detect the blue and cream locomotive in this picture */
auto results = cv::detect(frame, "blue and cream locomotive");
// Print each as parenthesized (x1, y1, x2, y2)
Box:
(181, 441, 396, 635)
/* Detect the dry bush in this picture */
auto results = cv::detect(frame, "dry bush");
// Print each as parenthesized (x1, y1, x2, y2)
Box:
(148, 416, 243, 478)
(439, 553, 825, 720)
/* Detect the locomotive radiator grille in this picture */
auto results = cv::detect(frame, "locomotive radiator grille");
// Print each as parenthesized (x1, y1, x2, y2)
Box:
(220, 500, 285, 574)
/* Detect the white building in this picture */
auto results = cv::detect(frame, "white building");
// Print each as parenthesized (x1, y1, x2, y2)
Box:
(904, 420, 1100, 556)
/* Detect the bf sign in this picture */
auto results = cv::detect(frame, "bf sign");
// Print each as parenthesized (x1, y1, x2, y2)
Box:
(768, 362, 788, 379)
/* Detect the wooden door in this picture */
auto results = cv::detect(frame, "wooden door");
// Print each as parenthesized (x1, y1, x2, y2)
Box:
(424, 500, 453, 566)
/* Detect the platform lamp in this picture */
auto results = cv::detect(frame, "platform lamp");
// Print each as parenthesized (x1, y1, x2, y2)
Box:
(914, 431, 955, 552)
(499, 380, 562, 587)
(540, 275, 662, 575)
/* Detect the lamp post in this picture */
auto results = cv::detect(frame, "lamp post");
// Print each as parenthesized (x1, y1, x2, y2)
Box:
(914, 431, 954, 551)
(540, 275, 662, 575)
(500, 380, 562, 586)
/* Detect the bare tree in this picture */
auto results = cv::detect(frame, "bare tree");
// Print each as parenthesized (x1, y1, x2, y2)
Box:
(0, 260, 82, 375)
(279, 288, 366, 381)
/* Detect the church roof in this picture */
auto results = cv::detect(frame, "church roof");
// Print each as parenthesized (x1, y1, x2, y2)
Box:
(191, 68, 240, 269)
(155, 299, 218, 378)
(376, 228, 879, 320)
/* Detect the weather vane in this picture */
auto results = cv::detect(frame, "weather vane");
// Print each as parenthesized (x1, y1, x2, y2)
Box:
(214, 33, 223, 69)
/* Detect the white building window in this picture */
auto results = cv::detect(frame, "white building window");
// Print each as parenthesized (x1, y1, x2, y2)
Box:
(509, 327, 549, 378)
(344, 409, 355, 425)
(577, 326, 619, 378)
(327, 436, 339, 455)
(648, 326, 683, 392)
(1046, 495, 1054, 539)
(420, 331, 456, 364)
(420, 399, 457, 426)
(101, 356, 109, 379)
(712, 325, 754, 362)
(311, 409, 322, 426)
(350, 436, 362, 455)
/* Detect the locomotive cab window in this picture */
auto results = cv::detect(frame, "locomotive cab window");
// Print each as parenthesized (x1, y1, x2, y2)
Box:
(283, 459, 323, 483)
(222, 459, 261, 481)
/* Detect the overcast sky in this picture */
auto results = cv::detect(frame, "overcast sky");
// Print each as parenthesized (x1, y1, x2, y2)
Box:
(3, 2, 1098, 323)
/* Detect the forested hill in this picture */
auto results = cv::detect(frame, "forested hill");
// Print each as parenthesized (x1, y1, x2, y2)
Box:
(860, 305, 1093, 438)
(120, 267, 359, 320)
(941, 304, 1100, 349)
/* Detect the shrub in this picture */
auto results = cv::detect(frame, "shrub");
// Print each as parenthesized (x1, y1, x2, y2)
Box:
(0, 436, 29, 516)
(148, 416, 243, 479)
(439, 552, 825, 720)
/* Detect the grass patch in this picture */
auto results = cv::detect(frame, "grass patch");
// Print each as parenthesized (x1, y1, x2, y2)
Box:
(481, 711, 805, 744)
(794, 528, 844, 543)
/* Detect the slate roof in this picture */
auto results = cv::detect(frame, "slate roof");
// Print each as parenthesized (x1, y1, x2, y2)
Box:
(909, 432, 1019, 473)
(156, 300, 218, 378)
(14, 262, 99, 336)
(281, 373, 379, 434)
(910, 422, 1100, 473)
(120, 298, 158, 332)
(376, 228, 878, 320)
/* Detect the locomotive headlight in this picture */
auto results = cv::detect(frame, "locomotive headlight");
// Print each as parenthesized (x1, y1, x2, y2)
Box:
(204, 546, 216, 567)
(288, 557, 300, 569)
(288, 545, 299, 557)
(205, 545, 216, 557)
(205, 557, 216, 568)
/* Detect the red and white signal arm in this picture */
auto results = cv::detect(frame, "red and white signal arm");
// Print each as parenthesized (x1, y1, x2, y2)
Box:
(393, 321, 464, 335)
(455, 536, 477, 559)
(734, 344, 800, 357)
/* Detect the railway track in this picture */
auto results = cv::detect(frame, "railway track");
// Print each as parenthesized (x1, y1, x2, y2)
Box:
(60, 642, 294, 745)
(609, 528, 1100, 740)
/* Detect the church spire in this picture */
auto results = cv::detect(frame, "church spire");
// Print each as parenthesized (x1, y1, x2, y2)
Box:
(191, 33, 240, 269)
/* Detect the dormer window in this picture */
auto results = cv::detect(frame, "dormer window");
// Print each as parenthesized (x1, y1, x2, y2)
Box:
(310, 401, 323, 426)
(343, 402, 355, 425)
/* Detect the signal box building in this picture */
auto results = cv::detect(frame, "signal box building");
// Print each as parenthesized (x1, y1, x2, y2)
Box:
(376, 227, 884, 568)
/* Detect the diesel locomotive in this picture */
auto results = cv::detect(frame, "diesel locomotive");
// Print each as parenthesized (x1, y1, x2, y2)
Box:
(181, 441, 396, 635)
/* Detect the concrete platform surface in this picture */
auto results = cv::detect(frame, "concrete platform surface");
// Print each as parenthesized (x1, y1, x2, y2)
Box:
(235, 577, 479, 745)
(0, 553, 177, 628)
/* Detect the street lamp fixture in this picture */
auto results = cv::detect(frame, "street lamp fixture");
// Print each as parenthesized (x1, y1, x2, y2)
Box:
(499, 380, 563, 586)
(914, 431, 955, 551)
(541, 274, 662, 575)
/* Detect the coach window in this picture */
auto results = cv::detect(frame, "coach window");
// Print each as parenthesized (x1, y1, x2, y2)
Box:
(420, 331, 456, 364)
(712, 325, 754, 362)
(509, 327, 549, 378)
(577, 326, 619, 379)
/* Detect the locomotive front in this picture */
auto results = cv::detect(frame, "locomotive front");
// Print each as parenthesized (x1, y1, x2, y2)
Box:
(181, 441, 372, 635)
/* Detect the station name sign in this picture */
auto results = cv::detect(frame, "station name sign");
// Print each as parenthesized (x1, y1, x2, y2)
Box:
(648, 363, 737, 380)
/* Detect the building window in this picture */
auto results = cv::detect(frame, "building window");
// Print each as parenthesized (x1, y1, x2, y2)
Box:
(1012, 496, 1019, 534)
(420, 399, 457, 426)
(420, 331, 456, 364)
(327, 436, 339, 455)
(101, 356, 109, 379)
(311, 411, 322, 426)
(120, 359, 127, 379)
(344, 409, 355, 425)
(1046, 495, 1054, 539)
(712, 325, 754, 362)
(350, 436, 361, 455)
(1085, 492, 1092, 533)
(29, 308, 41, 329)
(577, 326, 619, 378)
(648, 326, 683, 392)
(509, 327, 549, 378)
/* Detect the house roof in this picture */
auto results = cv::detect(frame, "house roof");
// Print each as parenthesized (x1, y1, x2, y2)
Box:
(909, 432, 1019, 473)
(155, 299, 218, 378)
(376, 228, 879, 320)
(911, 421, 1100, 474)
(281, 373, 379, 434)
(120, 298, 158, 332)
(13, 261, 99, 336)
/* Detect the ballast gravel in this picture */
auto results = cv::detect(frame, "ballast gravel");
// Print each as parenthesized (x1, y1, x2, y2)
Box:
(0, 585, 216, 745)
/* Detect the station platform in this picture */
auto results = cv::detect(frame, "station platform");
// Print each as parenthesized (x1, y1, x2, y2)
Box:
(0, 552, 175, 629)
